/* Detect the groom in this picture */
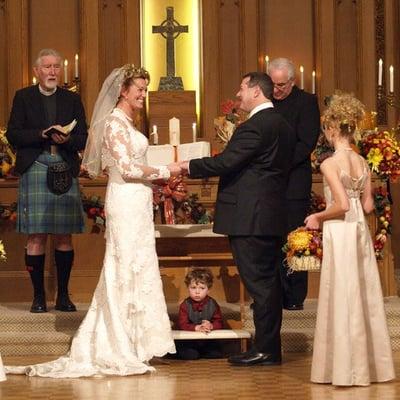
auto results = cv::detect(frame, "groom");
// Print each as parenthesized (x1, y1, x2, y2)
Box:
(179, 72, 294, 365)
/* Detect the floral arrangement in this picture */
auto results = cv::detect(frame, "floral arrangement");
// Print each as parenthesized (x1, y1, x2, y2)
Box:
(373, 186, 392, 260)
(180, 193, 213, 224)
(311, 134, 334, 173)
(214, 99, 247, 146)
(309, 191, 326, 214)
(0, 202, 17, 229)
(0, 127, 16, 178)
(82, 195, 105, 232)
(153, 177, 188, 224)
(358, 130, 400, 182)
(282, 227, 322, 272)
(0, 240, 6, 262)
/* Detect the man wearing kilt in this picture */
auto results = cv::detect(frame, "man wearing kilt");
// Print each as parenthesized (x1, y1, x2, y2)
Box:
(6, 48, 88, 313)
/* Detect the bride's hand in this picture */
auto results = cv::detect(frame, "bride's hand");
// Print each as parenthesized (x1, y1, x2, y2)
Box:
(304, 214, 320, 230)
(167, 162, 181, 177)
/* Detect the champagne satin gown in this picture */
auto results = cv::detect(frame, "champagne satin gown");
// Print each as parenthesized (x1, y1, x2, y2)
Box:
(311, 154, 395, 386)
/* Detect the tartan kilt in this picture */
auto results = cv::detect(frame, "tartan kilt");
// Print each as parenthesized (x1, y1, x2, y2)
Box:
(16, 152, 85, 234)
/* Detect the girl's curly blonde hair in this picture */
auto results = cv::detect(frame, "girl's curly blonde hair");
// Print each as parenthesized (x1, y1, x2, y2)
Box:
(322, 91, 365, 137)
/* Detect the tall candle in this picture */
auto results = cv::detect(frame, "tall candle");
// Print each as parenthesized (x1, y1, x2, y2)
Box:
(32, 77, 37, 85)
(74, 54, 79, 79)
(169, 117, 180, 146)
(389, 65, 394, 93)
(192, 122, 197, 142)
(265, 55, 269, 73)
(299, 65, 304, 90)
(378, 59, 383, 86)
(64, 59, 68, 84)
(311, 71, 316, 94)
(152, 125, 158, 145)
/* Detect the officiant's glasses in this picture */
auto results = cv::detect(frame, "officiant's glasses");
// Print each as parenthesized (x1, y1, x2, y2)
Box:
(273, 79, 293, 89)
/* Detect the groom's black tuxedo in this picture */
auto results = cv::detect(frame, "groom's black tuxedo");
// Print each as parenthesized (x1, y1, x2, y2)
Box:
(189, 106, 294, 355)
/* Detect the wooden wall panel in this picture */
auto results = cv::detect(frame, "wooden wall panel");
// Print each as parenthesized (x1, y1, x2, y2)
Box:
(5, 0, 29, 117)
(219, 1, 241, 103)
(358, 0, 376, 111)
(199, 0, 219, 144)
(263, 0, 315, 93)
(334, 0, 360, 94)
(29, 0, 79, 83)
(0, 0, 7, 126)
(240, 0, 260, 74)
(98, 0, 127, 84)
(201, 0, 261, 151)
(79, 0, 100, 120)
(315, 0, 336, 101)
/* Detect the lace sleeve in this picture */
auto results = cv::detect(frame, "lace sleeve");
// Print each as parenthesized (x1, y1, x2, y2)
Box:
(103, 117, 170, 181)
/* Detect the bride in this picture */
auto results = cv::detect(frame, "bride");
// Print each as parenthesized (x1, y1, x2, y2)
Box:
(5, 64, 179, 378)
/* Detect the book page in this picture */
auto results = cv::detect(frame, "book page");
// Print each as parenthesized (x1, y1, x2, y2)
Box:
(177, 141, 210, 161)
(146, 144, 175, 166)
(62, 119, 77, 134)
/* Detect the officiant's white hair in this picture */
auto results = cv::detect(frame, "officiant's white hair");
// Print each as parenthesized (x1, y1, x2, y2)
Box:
(34, 48, 62, 66)
(268, 58, 295, 80)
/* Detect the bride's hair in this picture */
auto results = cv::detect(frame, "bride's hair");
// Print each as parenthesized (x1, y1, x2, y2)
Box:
(81, 64, 150, 178)
(322, 91, 365, 137)
(120, 64, 150, 92)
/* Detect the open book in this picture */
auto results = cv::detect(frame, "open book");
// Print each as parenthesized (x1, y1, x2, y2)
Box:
(146, 141, 211, 166)
(45, 119, 77, 138)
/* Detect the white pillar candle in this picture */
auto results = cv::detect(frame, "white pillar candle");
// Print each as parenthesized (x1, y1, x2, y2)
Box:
(311, 71, 316, 94)
(299, 65, 304, 90)
(74, 54, 79, 79)
(265, 55, 269, 73)
(152, 125, 158, 145)
(378, 58, 383, 86)
(32, 77, 37, 85)
(64, 59, 68, 84)
(169, 117, 180, 146)
(192, 122, 197, 142)
(389, 65, 394, 93)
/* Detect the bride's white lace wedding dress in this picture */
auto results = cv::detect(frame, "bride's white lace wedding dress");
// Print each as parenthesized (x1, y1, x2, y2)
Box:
(5, 108, 175, 378)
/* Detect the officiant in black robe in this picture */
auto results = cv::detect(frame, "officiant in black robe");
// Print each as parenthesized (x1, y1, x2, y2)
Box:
(268, 58, 321, 310)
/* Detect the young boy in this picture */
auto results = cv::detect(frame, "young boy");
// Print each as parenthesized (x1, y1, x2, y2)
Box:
(176, 268, 223, 359)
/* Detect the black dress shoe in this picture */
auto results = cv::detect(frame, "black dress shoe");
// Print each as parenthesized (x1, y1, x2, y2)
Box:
(228, 350, 282, 366)
(55, 295, 77, 312)
(30, 296, 47, 313)
(283, 303, 304, 311)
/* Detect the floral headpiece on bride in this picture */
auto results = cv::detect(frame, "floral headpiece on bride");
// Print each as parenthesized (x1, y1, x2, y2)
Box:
(119, 64, 150, 85)
(322, 91, 365, 135)
(81, 63, 150, 178)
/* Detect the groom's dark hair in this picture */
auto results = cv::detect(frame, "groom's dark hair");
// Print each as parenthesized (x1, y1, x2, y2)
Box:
(243, 72, 273, 100)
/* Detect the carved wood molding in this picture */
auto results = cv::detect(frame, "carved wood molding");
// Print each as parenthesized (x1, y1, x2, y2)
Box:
(375, 0, 387, 125)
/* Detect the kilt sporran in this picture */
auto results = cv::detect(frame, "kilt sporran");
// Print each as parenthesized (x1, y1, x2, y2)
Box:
(47, 161, 72, 195)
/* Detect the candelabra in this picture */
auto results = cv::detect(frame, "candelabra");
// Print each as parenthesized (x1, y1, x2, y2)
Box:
(377, 85, 400, 108)
(63, 78, 81, 94)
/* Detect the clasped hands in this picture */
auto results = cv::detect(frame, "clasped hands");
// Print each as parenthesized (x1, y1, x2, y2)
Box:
(167, 160, 190, 177)
(194, 319, 214, 334)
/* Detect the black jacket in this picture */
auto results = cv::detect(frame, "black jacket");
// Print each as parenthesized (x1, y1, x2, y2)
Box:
(273, 86, 320, 200)
(6, 85, 88, 177)
(189, 107, 294, 236)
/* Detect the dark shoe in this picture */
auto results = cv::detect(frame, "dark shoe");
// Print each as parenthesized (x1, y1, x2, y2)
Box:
(30, 296, 47, 313)
(228, 350, 281, 366)
(283, 303, 304, 311)
(55, 295, 77, 312)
